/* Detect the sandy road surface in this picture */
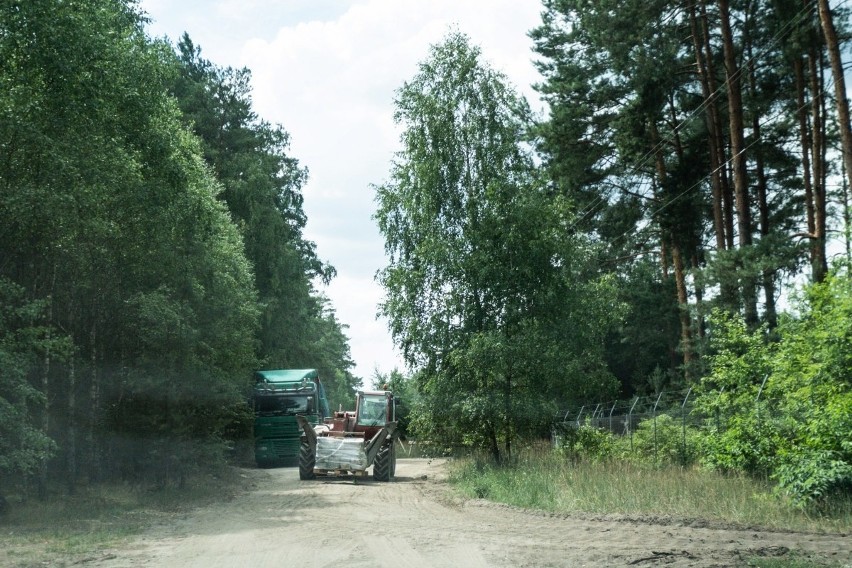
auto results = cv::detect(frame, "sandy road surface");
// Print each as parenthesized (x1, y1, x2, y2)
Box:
(91, 459, 850, 568)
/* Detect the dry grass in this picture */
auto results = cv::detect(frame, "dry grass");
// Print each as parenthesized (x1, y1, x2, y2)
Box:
(448, 447, 852, 534)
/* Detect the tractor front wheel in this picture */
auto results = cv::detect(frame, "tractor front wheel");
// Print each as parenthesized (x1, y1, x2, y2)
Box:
(373, 443, 394, 482)
(299, 440, 316, 480)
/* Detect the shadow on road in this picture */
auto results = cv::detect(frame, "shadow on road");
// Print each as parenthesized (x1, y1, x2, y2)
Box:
(303, 475, 426, 485)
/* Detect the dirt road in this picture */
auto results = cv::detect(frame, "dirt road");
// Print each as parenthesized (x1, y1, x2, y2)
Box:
(92, 459, 850, 567)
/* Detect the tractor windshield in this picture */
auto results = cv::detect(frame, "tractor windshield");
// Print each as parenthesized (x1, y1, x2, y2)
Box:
(357, 395, 388, 426)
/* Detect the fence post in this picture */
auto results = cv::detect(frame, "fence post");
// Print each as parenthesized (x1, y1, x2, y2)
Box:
(575, 405, 585, 428)
(609, 400, 617, 433)
(591, 403, 601, 428)
(652, 391, 663, 464)
(627, 397, 639, 452)
(681, 387, 692, 465)
(755, 374, 769, 423)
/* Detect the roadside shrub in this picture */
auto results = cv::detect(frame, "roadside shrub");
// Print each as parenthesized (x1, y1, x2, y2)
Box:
(695, 272, 852, 504)
(698, 414, 784, 476)
(773, 448, 852, 506)
(614, 414, 701, 466)
(554, 422, 615, 463)
(766, 276, 852, 505)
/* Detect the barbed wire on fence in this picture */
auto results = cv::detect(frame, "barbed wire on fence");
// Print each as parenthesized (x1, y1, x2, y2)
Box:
(551, 381, 770, 464)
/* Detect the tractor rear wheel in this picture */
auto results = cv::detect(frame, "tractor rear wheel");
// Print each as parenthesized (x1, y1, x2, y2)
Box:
(299, 440, 316, 480)
(373, 443, 393, 482)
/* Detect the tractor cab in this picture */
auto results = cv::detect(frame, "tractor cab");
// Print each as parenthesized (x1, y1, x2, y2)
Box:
(355, 391, 395, 428)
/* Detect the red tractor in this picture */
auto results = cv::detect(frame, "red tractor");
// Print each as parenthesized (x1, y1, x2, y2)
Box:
(296, 390, 397, 481)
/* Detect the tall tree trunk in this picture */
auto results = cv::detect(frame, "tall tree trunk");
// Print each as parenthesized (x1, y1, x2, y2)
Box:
(700, 0, 736, 251)
(67, 355, 77, 495)
(504, 371, 512, 462)
(487, 421, 500, 464)
(718, 0, 758, 325)
(808, 38, 828, 282)
(745, 18, 777, 329)
(695, 0, 738, 311)
(38, 266, 56, 500)
(651, 121, 693, 374)
(753, 138, 777, 328)
(692, 252, 706, 339)
(817, 0, 852, 195)
(794, 55, 817, 258)
(690, 0, 727, 254)
(843, 160, 852, 264)
(39, 337, 51, 499)
(672, 245, 694, 379)
(88, 321, 100, 483)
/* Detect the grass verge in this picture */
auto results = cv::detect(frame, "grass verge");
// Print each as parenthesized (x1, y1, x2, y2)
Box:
(450, 450, 851, 567)
(448, 449, 852, 534)
(0, 467, 249, 567)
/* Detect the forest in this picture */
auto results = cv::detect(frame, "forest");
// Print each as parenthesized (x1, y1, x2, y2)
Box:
(1, 0, 850, 508)
(0, 0, 359, 496)
(374, 0, 851, 504)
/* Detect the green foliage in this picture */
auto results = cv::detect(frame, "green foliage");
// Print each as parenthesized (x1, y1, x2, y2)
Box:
(372, 369, 417, 438)
(104, 367, 244, 485)
(693, 310, 781, 476)
(375, 32, 621, 462)
(0, 0, 360, 492)
(766, 273, 852, 504)
(306, 298, 360, 412)
(530, 0, 713, 387)
(773, 449, 852, 507)
(553, 423, 616, 463)
(621, 414, 701, 466)
(0, 0, 320, 489)
(694, 273, 852, 503)
(698, 415, 784, 476)
(169, 36, 359, 405)
(604, 261, 682, 393)
(549, 271, 851, 503)
(0, 278, 65, 478)
(530, 0, 811, 382)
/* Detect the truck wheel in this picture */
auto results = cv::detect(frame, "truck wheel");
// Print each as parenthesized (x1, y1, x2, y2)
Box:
(390, 442, 396, 477)
(299, 441, 316, 480)
(373, 444, 392, 482)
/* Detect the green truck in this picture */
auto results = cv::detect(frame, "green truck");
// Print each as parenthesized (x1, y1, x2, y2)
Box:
(252, 369, 331, 467)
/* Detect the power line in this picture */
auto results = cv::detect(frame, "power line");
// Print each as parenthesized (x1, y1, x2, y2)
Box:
(601, 72, 836, 267)
(556, 0, 823, 238)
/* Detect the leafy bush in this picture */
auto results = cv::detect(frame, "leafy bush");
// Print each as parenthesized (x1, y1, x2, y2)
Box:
(766, 276, 852, 504)
(773, 449, 852, 506)
(695, 272, 852, 504)
(697, 415, 784, 476)
(622, 413, 701, 466)
(554, 422, 615, 462)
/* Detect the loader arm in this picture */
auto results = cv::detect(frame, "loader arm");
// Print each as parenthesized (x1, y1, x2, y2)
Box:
(364, 421, 397, 466)
(296, 414, 318, 448)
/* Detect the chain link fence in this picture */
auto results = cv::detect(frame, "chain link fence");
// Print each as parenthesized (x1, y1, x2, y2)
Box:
(551, 380, 770, 461)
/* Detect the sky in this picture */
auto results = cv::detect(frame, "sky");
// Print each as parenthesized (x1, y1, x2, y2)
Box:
(138, 0, 546, 380)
